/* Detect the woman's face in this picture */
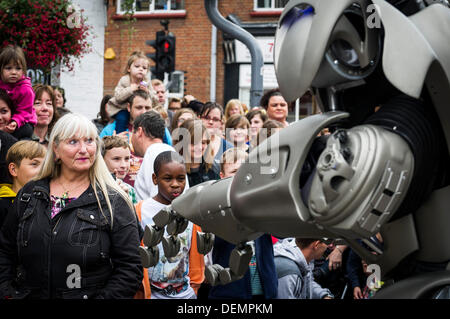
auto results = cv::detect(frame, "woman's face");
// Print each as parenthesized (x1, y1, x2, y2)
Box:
(54, 89, 64, 108)
(34, 91, 54, 127)
(249, 114, 264, 137)
(229, 125, 249, 145)
(0, 99, 12, 131)
(189, 132, 208, 163)
(54, 133, 97, 175)
(229, 104, 241, 117)
(266, 95, 288, 123)
(201, 108, 223, 136)
(104, 147, 131, 180)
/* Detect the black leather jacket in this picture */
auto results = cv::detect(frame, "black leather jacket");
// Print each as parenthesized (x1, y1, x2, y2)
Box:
(0, 178, 143, 299)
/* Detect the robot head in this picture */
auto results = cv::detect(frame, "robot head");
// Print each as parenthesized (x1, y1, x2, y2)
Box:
(274, 0, 381, 102)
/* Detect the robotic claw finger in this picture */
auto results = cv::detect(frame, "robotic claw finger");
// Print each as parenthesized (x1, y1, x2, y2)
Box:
(140, 0, 450, 298)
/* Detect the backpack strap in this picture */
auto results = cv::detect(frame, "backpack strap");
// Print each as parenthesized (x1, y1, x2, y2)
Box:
(133, 200, 151, 300)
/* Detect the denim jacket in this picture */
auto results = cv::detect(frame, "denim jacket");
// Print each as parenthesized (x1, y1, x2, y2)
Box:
(0, 178, 143, 299)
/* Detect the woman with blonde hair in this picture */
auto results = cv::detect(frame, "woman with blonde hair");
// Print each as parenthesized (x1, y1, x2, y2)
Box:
(224, 99, 245, 122)
(0, 113, 143, 299)
(172, 119, 220, 187)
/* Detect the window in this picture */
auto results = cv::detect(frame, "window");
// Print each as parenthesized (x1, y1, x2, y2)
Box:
(117, 0, 185, 14)
(255, 0, 289, 10)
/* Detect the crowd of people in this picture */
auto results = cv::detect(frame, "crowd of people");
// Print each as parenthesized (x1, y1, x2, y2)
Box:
(0, 46, 382, 300)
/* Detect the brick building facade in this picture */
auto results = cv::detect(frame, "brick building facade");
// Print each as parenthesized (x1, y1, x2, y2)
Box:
(103, 0, 286, 108)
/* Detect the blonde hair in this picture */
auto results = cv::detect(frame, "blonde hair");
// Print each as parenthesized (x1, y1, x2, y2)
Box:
(224, 99, 244, 121)
(6, 140, 46, 167)
(151, 79, 164, 87)
(101, 135, 130, 156)
(35, 113, 133, 227)
(153, 105, 168, 119)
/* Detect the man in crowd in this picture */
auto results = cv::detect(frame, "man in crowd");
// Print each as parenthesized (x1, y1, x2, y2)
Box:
(274, 237, 334, 299)
(151, 79, 167, 108)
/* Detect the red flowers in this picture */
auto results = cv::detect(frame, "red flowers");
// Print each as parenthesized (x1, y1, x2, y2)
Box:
(0, 0, 91, 71)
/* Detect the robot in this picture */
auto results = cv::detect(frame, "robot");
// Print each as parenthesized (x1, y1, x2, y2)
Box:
(140, 0, 450, 298)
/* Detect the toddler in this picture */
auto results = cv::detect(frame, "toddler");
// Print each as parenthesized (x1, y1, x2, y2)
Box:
(107, 51, 155, 134)
(0, 45, 37, 140)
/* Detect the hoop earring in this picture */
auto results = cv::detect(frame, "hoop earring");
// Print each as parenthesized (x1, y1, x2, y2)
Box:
(55, 158, 61, 165)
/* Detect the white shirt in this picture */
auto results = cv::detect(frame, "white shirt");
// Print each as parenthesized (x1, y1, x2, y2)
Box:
(134, 142, 190, 201)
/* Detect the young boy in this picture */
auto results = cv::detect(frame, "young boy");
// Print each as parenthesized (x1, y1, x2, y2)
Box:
(220, 147, 248, 179)
(0, 140, 45, 227)
(102, 136, 137, 204)
(135, 150, 204, 299)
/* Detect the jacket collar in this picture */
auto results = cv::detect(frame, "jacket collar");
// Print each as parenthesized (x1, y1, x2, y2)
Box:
(32, 178, 107, 211)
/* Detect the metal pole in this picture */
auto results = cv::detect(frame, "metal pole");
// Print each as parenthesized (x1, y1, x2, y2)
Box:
(210, 25, 217, 102)
(204, 0, 264, 107)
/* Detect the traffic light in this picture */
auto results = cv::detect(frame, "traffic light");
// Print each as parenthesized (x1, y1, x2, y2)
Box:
(146, 31, 176, 80)
(146, 30, 165, 80)
(159, 32, 176, 74)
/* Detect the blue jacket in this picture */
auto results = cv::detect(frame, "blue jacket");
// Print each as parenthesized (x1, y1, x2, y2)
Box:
(99, 121, 172, 146)
(209, 234, 278, 299)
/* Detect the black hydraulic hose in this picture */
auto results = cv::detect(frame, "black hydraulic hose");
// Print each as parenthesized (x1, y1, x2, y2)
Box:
(365, 94, 450, 219)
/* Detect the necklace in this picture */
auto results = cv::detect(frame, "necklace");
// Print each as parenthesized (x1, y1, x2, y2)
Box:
(56, 177, 89, 199)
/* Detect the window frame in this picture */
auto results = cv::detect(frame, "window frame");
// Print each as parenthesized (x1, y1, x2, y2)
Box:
(253, 0, 287, 11)
(116, 0, 186, 15)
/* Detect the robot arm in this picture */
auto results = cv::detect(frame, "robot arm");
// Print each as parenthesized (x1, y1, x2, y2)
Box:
(139, 0, 450, 296)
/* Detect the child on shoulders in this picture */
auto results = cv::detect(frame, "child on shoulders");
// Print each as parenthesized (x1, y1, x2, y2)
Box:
(107, 51, 155, 134)
(0, 45, 37, 140)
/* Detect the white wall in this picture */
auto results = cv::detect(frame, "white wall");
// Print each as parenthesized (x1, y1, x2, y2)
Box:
(59, 0, 106, 120)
